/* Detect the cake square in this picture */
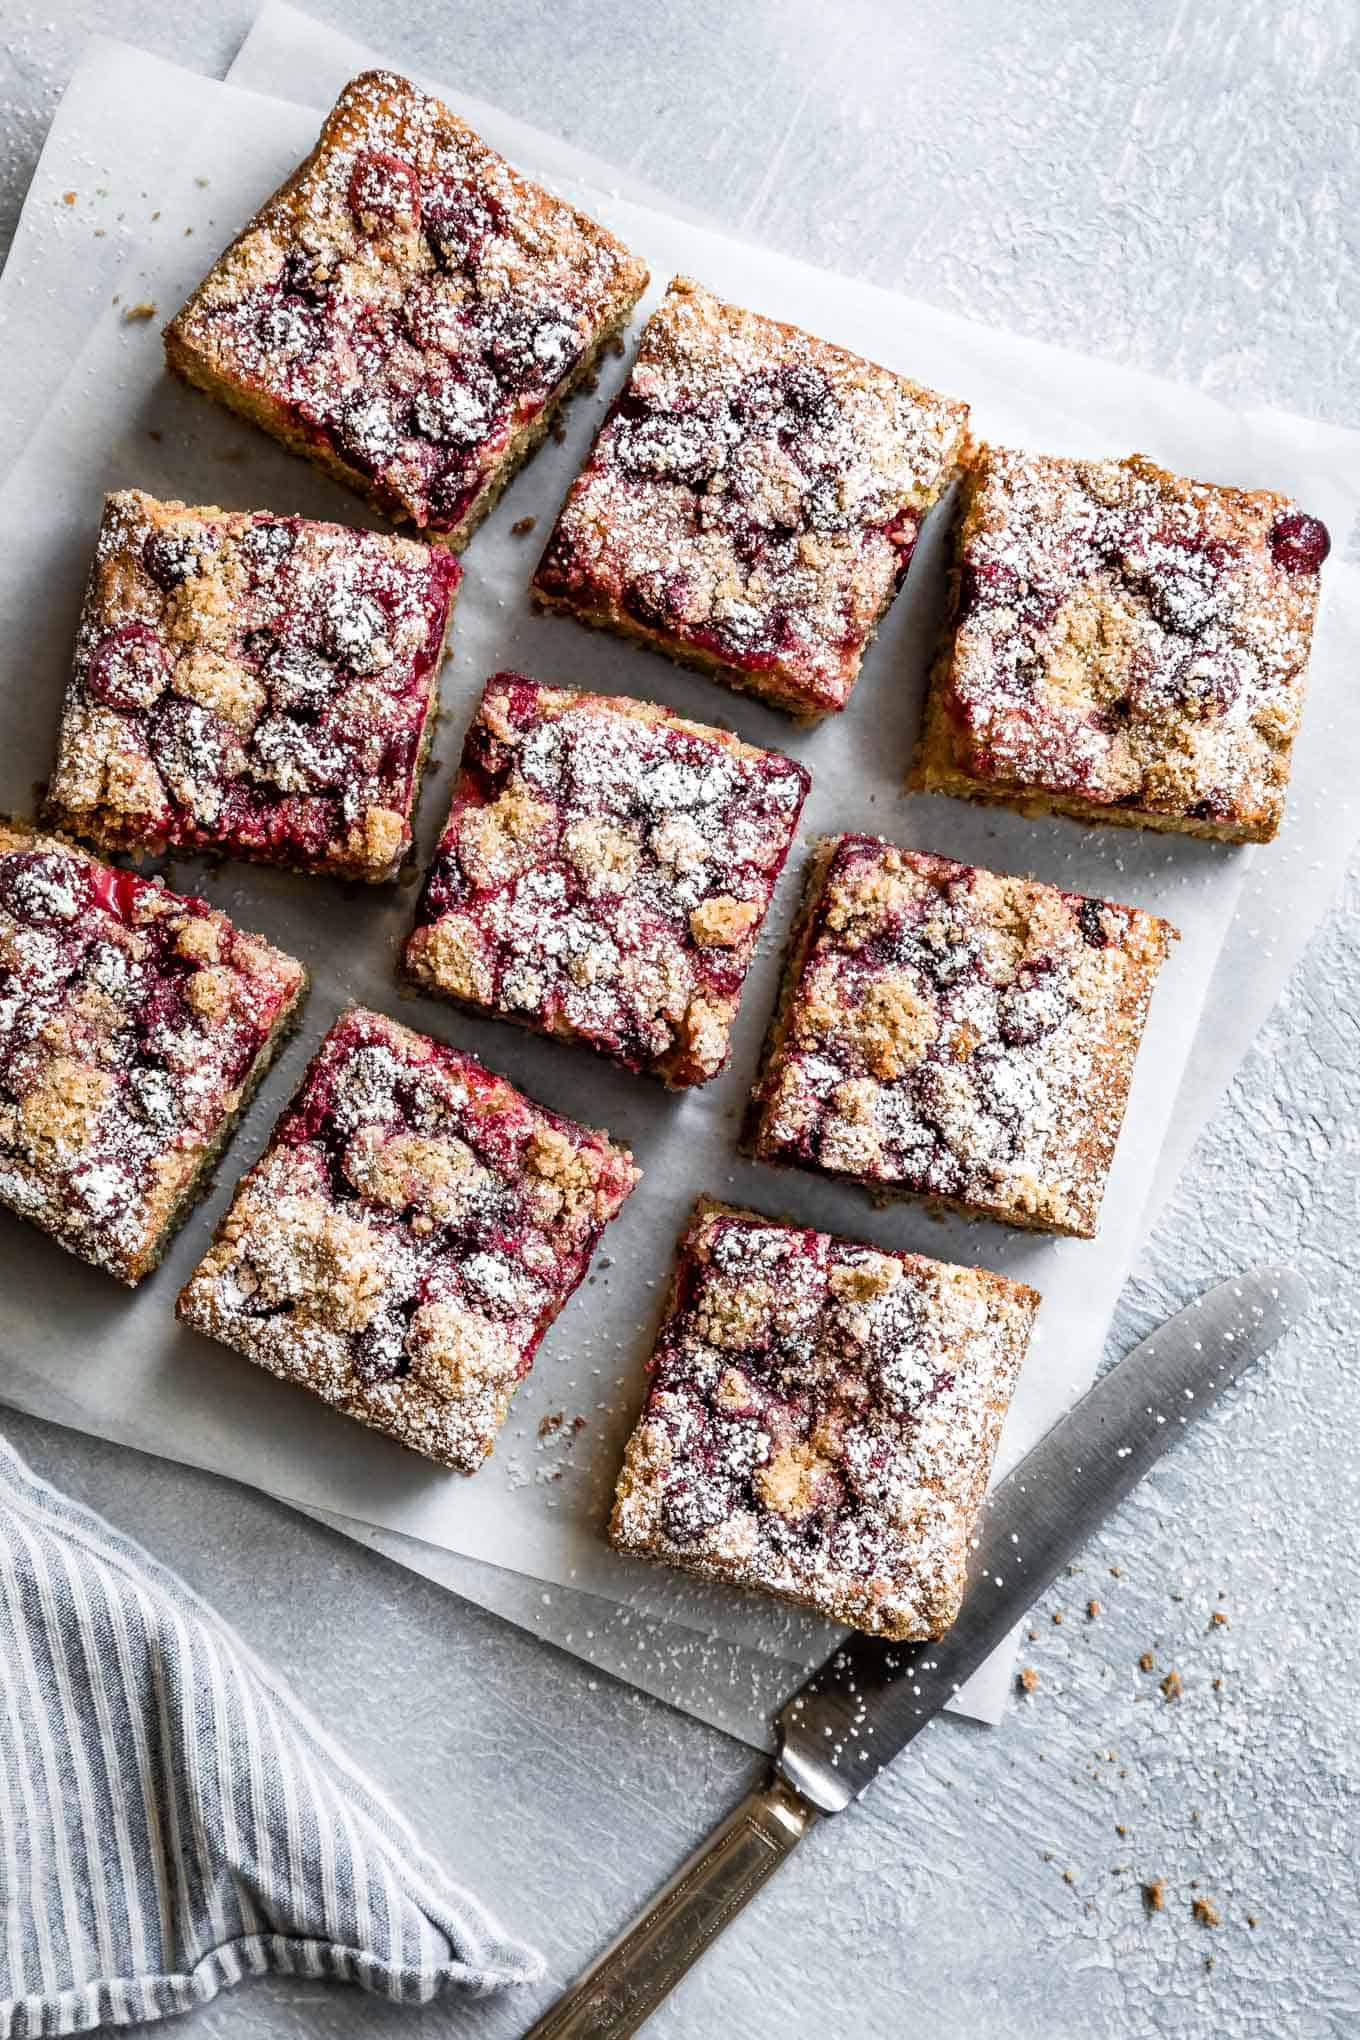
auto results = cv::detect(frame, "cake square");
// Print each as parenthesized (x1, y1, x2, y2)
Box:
(609, 1198, 1039, 1639)
(532, 276, 971, 719)
(164, 71, 649, 549)
(910, 446, 1330, 842)
(47, 491, 459, 883)
(403, 673, 810, 1086)
(746, 835, 1175, 1238)
(0, 820, 307, 1284)
(177, 1006, 639, 1472)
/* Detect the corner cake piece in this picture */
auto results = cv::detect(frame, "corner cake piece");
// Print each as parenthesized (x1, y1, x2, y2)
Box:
(0, 821, 306, 1284)
(910, 446, 1330, 843)
(177, 1006, 639, 1472)
(746, 835, 1175, 1239)
(610, 1198, 1039, 1639)
(532, 276, 971, 719)
(46, 491, 459, 883)
(164, 71, 649, 549)
(403, 673, 810, 1086)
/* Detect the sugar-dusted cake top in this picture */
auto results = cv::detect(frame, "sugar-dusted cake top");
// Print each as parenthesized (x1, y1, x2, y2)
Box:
(927, 447, 1329, 839)
(405, 674, 810, 1085)
(178, 1006, 639, 1471)
(534, 276, 972, 715)
(48, 491, 457, 882)
(609, 1199, 1039, 1639)
(0, 820, 305, 1282)
(748, 836, 1175, 1237)
(166, 71, 648, 540)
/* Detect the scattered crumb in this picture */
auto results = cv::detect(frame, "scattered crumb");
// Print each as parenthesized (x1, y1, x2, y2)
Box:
(538, 1411, 566, 1439)
(1139, 1650, 1156, 1673)
(1161, 1669, 1183, 1702)
(1062, 1869, 1075, 1885)
(611, 335, 626, 356)
(1018, 1666, 1039, 1694)
(1115, 1823, 1128, 1837)
(1028, 1628, 1039, 1641)
(147, 429, 163, 443)
(1211, 1610, 1230, 1627)
(510, 516, 538, 537)
(194, 176, 210, 188)
(550, 417, 567, 443)
(1109, 1565, 1123, 1577)
(1212, 1677, 1224, 1691)
(61, 190, 76, 206)
(1247, 1913, 1259, 1929)
(1087, 1600, 1102, 1619)
(1191, 1896, 1221, 1929)
(122, 301, 157, 323)
(1052, 1610, 1064, 1626)
(1142, 1879, 1166, 1914)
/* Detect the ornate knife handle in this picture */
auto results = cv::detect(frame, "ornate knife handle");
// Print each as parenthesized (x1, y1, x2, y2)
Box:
(525, 1775, 816, 2038)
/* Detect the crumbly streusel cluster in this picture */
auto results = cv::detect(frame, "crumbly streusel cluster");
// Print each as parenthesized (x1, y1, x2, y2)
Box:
(534, 276, 972, 716)
(0, 821, 305, 1282)
(404, 674, 809, 1084)
(609, 1200, 1038, 1638)
(48, 491, 458, 881)
(747, 836, 1175, 1237)
(166, 71, 649, 544)
(914, 448, 1330, 841)
(177, 1006, 639, 1470)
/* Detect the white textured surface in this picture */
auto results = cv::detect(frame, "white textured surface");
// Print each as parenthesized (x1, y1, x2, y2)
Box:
(1, 5, 1357, 2036)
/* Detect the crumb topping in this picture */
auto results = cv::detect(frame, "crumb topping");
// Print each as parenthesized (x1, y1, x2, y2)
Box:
(0, 821, 304, 1280)
(167, 71, 648, 537)
(48, 491, 457, 880)
(534, 276, 971, 713)
(934, 447, 1327, 834)
(749, 836, 1175, 1236)
(405, 674, 809, 1085)
(177, 1005, 638, 1471)
(610, 1200, 1039, 1638)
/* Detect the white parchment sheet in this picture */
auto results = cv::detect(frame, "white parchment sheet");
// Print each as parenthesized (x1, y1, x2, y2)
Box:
(2, 21, 1359, 1743)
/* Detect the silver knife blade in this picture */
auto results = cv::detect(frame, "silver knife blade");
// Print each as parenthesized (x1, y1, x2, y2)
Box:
(777, 1262, 1309, 1814)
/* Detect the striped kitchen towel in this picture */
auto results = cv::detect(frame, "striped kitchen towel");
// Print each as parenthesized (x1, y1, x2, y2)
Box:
(0, 1431, 543, 2036)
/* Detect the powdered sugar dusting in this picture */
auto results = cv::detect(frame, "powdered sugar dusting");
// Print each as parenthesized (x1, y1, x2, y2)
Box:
(405, 675, 809, 1085)
(48, 490, 457, 880)
(534, 275, 971, 714)
(609, 1200, 1038, 1639)
(750, 836, 1175, 1237)
(0, 822, 304, 1282)
(929, 447, 1327, 838)
(177, 1006, 639, 1472)
(167, 71, 648, 538)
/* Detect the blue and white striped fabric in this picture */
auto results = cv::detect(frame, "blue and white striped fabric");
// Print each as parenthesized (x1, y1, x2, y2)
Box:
(0, 1431, 542, 2036)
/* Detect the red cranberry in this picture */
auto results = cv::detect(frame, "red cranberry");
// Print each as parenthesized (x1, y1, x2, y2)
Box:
(87, 624, 171, 713)
(347, 150, 421, 233)
(1078, 899, 1110, 948)
(334, 390, 400, 473)
(480, 304, 579, 394)
(661, 1477, 731, 1544)
(614, 408, 719, 487)
(1120, 531, 1226, 636)
(421, 172, 502, 270)
(958, 556, 1023, 617)
(411, 364, 499, 448)
(353, 1313, 411, 1383)
(1269, 511, 1330, 576)
(143, 529, 198, 589)
(998, 958, 1067, 1046)
(0, 851, 82, 925)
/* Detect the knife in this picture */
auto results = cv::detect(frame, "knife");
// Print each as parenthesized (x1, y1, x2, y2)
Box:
(526, 1263, 1309, 2038)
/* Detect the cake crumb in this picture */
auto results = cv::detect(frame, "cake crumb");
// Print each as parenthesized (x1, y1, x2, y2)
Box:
(511, 516, 538, 537)
(1017, 1666, 1039, 1693)
(1160, 1669, 1183, 1701)
(1191, 1896, 1221, 1928)
(122, 301, 157, 322)
(1087, 1599, 1102, 1618)
(1062, 1869, 1075, 1885)
(62, 190, 76, 206)
(1052, 1610, 1064, 1626)
(1142, 1879, 1165, 1913)
(1114, 1823, 1127, 1837)
(1109, 1565, 1123, 1578)
(1139, 1650, 1156, 1673)
(1247, 1912, 1259, 1928)
(1211, 1609, 1230, 1627)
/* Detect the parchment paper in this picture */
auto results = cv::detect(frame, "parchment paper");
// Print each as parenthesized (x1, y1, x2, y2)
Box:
(2, 23, 1358, 1742)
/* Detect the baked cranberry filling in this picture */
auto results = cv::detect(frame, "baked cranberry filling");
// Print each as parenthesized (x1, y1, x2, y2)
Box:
(52, 495, 459, 879)
(934, 451, 1328, 831)
(406, 675, 809, 1085)
(609, 1202, 1038, 1637)
(749, 837, 1173, 1237)
(0, 828, 302, 1278)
